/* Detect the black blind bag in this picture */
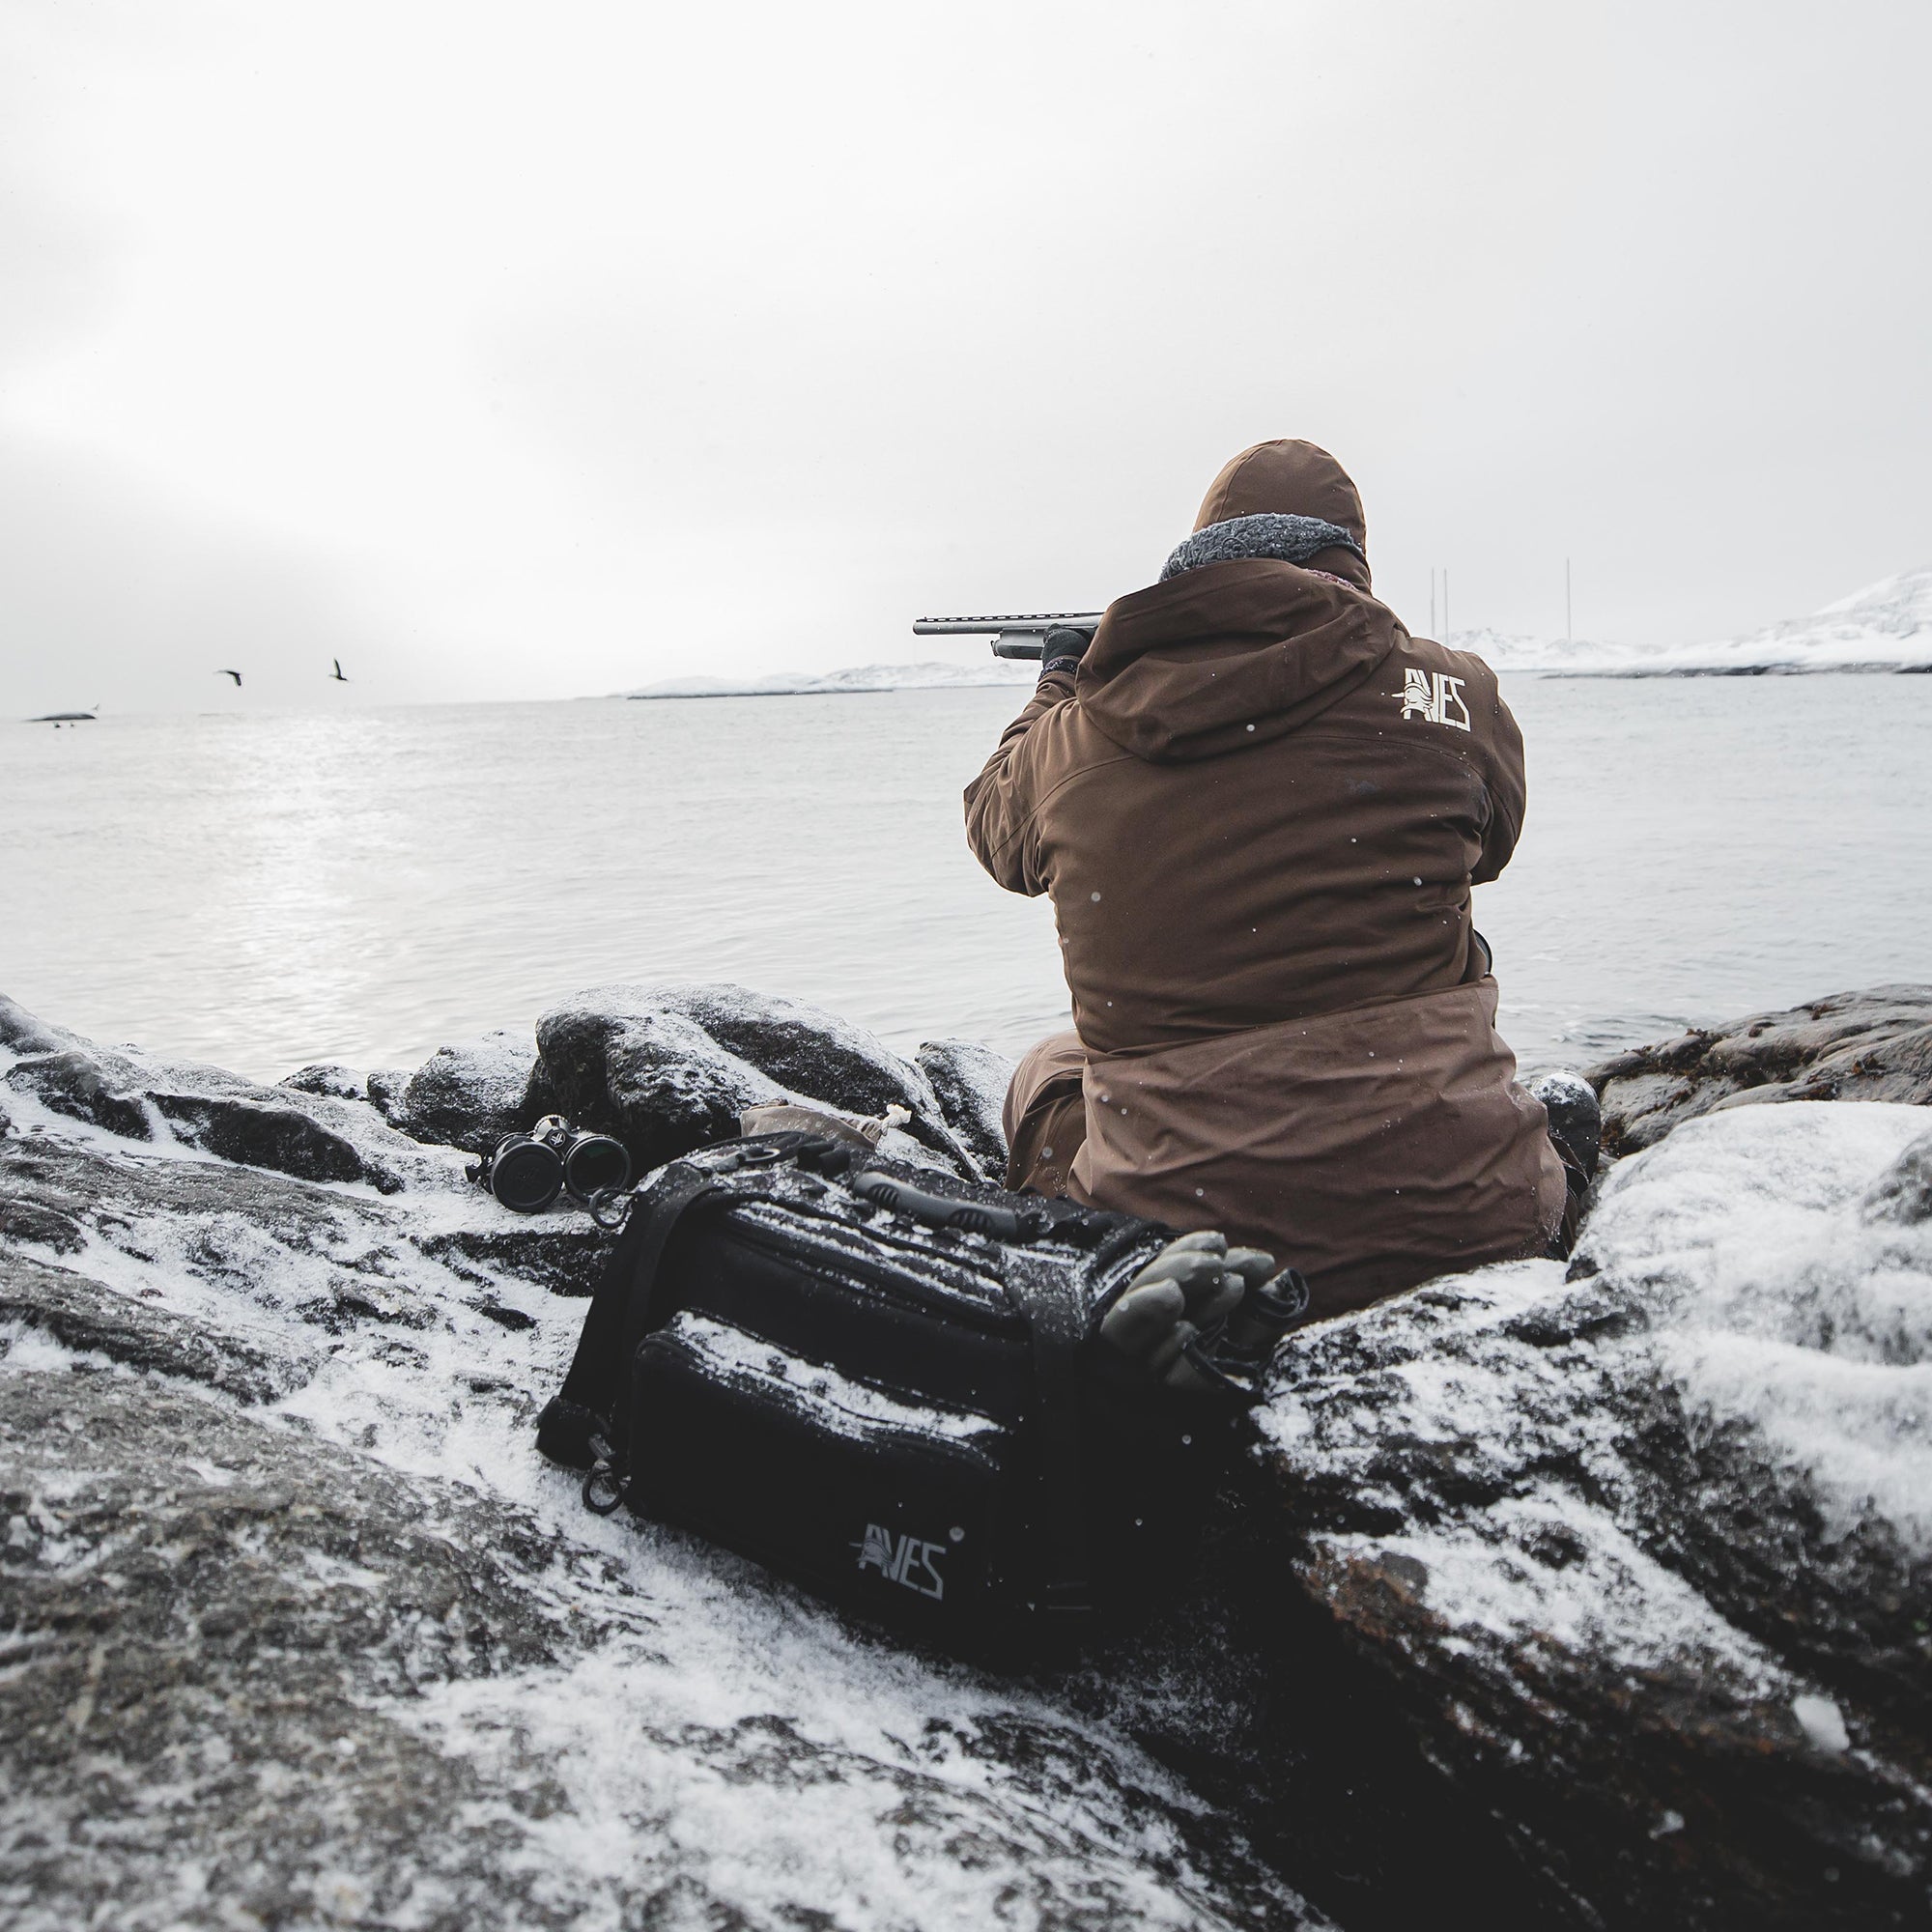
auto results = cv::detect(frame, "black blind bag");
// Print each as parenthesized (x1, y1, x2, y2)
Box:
(536, 1133, 1246, 1656)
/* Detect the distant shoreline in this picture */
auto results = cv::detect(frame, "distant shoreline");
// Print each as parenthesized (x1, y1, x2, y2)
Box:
(624, 686, 889, 701)
(1542, 661, 1932, 680)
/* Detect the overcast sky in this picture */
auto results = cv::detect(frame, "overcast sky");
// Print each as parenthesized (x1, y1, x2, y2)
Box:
(3, 0, 1928, 714)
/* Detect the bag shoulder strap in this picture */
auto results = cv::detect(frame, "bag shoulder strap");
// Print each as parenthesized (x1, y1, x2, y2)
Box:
(535, 1160, 720, 1468)
(1006, 1263, 1094, 1621)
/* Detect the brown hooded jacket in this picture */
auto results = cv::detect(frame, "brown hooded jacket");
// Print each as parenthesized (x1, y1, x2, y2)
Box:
(965, 440, 1566, 1320)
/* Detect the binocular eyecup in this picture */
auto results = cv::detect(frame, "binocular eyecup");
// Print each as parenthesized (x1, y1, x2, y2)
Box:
(471, 1115, 633, 1214)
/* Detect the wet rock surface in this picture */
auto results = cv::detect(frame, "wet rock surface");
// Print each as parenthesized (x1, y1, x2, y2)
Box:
(3, 988, 1928, 1929)
(1585, 984, 1932, 1156)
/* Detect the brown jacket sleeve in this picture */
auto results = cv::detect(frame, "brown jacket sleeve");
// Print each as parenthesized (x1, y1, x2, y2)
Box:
(963, 669, 1077, 895)
(1472, 677, 1527, 886)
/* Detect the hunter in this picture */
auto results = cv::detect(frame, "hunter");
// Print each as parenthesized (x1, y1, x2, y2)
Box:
(966, 439, 1594, 1324)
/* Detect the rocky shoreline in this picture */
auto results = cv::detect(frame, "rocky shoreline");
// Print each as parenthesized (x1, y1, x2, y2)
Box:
(2, 982, 1928, 1930)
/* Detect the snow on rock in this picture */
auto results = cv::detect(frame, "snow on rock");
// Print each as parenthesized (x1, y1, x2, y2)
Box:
(0, 1362, 1316, 1932)
(531, 980, 968, 1176)
(364, 1064, 413, 1123)
(916, 1036, 1016, 1179)
(0, 995, 457, 1196)
(652, 980, 943, 1122)
(1575, 1103, 1932, 1690)
(529, 991, 789, 1172)
(0, 1003, 1323, 1932)
(1584, 983, 1932, 1155)
(397, 1026, 539, 1151)
(279, 1061, 370, 1102)
(1249, 1097, 1932, 1926)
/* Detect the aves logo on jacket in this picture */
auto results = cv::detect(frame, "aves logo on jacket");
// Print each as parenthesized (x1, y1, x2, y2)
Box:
(1400, 667, 1472, 732)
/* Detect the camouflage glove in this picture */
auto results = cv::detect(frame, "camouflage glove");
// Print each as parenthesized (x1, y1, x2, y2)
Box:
(1097, 1232, 1279, 1392)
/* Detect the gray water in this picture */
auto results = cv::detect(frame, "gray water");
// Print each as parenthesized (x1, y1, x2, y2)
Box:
(6, 678, 1928, 1085)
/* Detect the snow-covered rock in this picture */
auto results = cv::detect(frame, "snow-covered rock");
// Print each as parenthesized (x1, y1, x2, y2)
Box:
(529, 981, 971, 1175)
(0, 995, 454, 1196)
(1584, 984, 1932, 1156)
(364, 1064, 413, 1123)
(0, 998, 1322, 1932)
(915, 1036, 1016, 1179)
(531, 990, 781, 1169)
(398, 1026, 539, 1151)
(5, 990, 1928, 1928)
(279, 1062, 371, 1102)
(1246, 1099, 1932, 1926)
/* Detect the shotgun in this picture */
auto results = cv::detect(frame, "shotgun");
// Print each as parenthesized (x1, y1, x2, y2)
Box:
(911, 612, 1103, 661)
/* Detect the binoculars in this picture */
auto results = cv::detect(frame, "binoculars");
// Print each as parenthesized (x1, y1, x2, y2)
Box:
(470, 1115, 632, 1213)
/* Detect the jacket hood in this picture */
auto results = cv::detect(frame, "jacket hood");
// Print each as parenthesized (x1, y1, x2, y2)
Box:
(1193, 440, 1370, 591)
(1078, 557, 1400, 764)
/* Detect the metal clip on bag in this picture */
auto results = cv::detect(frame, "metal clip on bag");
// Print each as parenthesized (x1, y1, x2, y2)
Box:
(536, 1133, 1251, 1654)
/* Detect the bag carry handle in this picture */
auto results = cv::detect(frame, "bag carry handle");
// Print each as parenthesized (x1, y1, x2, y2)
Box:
(852, 1170, 1051, 1242)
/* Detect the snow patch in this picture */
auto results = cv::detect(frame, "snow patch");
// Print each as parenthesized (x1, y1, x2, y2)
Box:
(669, 1311, 1003, 1446)
(1792, 1692, 1851, 1754)
(1582, 1103, 1932, 1551)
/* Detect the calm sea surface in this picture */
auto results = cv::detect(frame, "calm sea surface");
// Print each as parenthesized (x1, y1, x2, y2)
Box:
(6, 678, 1928, 1084)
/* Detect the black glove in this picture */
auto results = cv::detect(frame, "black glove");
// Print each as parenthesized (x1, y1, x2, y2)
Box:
(1039, 626, 1092, 681)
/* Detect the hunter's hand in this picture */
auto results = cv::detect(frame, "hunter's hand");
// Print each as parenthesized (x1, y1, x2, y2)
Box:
(1039, 627, 1091, 680)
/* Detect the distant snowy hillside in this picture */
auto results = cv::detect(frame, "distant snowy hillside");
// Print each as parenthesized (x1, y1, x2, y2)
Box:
(1658, 565, 1932, 673)
(1450, 566, 1932, 676)
(622, 660, 1036, 700)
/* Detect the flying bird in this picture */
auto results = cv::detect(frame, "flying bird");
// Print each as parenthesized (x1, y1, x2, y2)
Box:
(214, 668, 242, 687)
(329, 659, 349, 682)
